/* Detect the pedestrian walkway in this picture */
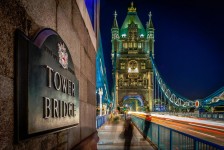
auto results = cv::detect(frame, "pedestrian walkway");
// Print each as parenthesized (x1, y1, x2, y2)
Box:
(97, 119, 155, 150)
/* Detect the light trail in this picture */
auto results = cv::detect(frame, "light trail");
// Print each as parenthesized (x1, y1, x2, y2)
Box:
(187, 129, 216, 138)
(150, 113, 224, 128)
(188, 123, 224, 132)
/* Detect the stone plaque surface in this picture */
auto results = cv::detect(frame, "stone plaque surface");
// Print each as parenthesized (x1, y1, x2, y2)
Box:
(16, 28, 79, 140)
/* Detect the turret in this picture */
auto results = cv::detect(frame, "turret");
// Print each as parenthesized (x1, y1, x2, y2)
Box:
(111, 10, 120, 109)
(111, 11, 119, 40)
(146, 12, 155, 57)
(111, 10, 120, 70)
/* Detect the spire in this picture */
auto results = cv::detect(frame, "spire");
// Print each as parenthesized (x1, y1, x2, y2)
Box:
(128, 2, 136, 12)
(112, 10, 118, 28)
(148, 11, 154, 28)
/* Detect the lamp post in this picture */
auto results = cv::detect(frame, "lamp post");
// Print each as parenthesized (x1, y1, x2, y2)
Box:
(99, 88, 103, 116)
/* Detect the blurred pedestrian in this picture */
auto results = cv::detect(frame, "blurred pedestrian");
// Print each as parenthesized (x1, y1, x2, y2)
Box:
(124, 111, 127, 120)
(124, 117, 133, 150)
(143, 114, 151, 140)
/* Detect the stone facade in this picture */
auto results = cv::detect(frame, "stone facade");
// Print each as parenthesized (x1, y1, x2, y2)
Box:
(0, 0, 96, 149)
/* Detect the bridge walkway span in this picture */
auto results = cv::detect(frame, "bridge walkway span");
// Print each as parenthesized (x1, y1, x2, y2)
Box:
(97, 118, 156, 150)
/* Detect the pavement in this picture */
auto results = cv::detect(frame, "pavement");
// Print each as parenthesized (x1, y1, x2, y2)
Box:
(97, 119, 155, 150)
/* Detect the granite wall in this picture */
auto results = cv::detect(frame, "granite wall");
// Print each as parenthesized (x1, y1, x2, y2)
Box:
(0, 0, 97, 149)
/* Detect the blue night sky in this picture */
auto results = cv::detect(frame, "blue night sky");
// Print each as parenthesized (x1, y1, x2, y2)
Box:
(100, 0, 224, 100)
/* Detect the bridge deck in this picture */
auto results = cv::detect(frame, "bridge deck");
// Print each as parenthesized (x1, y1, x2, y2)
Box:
(97, 119, 155, 150)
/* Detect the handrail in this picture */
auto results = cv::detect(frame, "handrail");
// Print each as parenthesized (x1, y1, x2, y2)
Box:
(96, 115, 108, 129)
(131, 114, 224, 150)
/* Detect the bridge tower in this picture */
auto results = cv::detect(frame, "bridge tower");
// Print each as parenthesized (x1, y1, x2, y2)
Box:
(111, 2, 155, 112)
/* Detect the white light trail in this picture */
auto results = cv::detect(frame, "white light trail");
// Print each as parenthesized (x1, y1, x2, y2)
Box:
(188, 123, 224, 132)
(187, 129, 216, 138)
(150, 114, 224, 127)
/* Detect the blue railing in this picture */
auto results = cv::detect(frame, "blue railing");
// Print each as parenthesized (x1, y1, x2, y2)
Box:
(199, 112, 224, 120)
(96, 115, 108, 129)
(131, 115, 224, 150)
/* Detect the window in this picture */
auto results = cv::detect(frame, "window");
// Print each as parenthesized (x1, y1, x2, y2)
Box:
(85, 0, 94, 28)
(141, 63, 145, 69)
(120, 63, 125, 69)
(123, 43, 127, 49)
(119, 78, 123, 87)
(133, 42, 137, 48)
(128, 42, 132, 48)
(138, 43, 142, 48)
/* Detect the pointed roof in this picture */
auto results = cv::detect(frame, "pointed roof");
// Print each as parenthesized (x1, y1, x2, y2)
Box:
(120, 2, 146, 36)
(112, 11, 118, 28)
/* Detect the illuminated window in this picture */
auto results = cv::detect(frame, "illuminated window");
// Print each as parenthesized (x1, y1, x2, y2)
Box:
(123, 43, 127, 49)
(138, 43, 142, 48)
(119, 78, 123, 87)
(141, 63, 145, 69)
(120, 63, 125, 69)
(133, 42, 137, 48)
(128, 42, 132, 48)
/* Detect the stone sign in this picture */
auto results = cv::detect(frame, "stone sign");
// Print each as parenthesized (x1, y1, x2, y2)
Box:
(16, 28, 79, 141)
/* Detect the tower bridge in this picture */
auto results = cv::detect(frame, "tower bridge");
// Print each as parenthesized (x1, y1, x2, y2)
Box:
(111, 2, 224, 113)
(98, 3, 224, 149)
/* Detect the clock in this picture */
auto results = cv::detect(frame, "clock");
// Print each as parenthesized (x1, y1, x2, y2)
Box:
(129, 60, 138, 69)
(112, 33, 119, 39)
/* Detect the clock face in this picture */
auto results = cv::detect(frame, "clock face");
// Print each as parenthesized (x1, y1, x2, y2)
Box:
(129, 60, 138, 69)
(147, 33, 150, 38)
(113, 33, 119, 39)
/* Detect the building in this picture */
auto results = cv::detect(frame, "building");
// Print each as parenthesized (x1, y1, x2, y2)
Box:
(111, 2, 155, 112)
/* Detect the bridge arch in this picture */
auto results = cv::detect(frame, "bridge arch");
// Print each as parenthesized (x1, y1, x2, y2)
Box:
(122, 95, 144, 106)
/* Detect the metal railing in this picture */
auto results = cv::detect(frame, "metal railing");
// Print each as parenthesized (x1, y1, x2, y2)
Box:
(199, 112, 224, 120)
(96, 115, 108, 129)
(131, 115, 224, 150)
